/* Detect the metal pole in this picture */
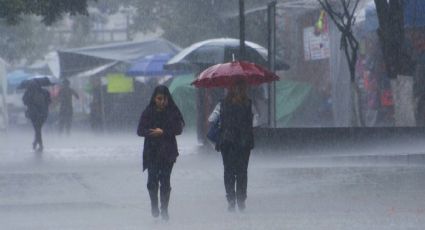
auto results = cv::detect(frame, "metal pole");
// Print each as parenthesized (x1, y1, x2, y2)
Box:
(100, 80, 106, 132)
(267, 1, 277, 128)
(0, 67, 7, 132)
(126, 14, 130, 41)
(239, 0, 246, 60)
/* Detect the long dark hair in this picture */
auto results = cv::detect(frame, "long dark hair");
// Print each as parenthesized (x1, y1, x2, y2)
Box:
(147, 85, 185, 125)
(225, 79, 249, 105)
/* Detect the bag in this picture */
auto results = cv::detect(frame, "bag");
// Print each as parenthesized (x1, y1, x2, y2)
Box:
(207, 117, 220, 144)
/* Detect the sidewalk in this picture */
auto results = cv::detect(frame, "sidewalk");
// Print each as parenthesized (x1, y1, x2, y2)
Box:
(1, 129, 425, 229)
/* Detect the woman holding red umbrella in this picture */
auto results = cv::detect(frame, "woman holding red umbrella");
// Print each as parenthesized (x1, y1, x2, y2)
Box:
(193, 60, 280, 212)
(217, 79, 254, 212)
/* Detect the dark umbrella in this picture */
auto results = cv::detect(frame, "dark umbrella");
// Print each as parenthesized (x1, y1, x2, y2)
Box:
(125, 53, 175, 77)
(191, 60, 279, 88)
(164, 38, 289, 71)
(17, 75, 57, 89)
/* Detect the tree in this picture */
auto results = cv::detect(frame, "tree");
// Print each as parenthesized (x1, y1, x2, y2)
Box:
(128, 0, 232, 46)
(318, 0, 363, 126)
(0, 0, 94, 25)
(0, 15, 55, 64)
(0, 0, 96, 64)
(374, 0, 417, 126)
(374, 0, 405, 80)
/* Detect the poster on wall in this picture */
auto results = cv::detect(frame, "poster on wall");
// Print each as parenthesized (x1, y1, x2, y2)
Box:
(303, 26, 330, 61)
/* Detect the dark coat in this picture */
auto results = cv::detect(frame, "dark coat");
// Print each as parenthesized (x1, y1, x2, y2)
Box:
(22, 86, 51, 122)
(219, 99, 254, 150)
(137, 106, 184, 171)
(58, 86, 78, 117)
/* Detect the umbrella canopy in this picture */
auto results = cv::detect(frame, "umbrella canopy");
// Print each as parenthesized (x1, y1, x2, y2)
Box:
(7, 70, 34, 88)
(191, 60, 279, 88)
(17, 75, 58, 89)
(125, 53, 174, 77)
(164, 38, 289, 71)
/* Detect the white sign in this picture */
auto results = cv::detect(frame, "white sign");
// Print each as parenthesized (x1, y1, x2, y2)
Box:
(303, 26, 330, 61)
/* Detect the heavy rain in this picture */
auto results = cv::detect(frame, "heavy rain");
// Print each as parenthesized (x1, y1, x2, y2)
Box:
(0, 0, 425, 229)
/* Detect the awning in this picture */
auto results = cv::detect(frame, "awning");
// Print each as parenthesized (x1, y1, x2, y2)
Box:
(58, 38, 181, 78)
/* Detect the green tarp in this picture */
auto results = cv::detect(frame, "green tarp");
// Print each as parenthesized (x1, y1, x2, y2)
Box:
(275, 80, 313, 126)
(169, 74, 197, 129)
(168, 74, 314, 128)
(169, 74, 315, 127)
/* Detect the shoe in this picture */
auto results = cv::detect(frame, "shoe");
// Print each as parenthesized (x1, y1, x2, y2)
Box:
(32, 142, 37, 150)
(228, 200, 236, 212)
(161, 209, 169, 221)
(151, 206, 159, 218)
(160, 189, 170, 220)
(237, 200, 246, 211)
(148, 189, 159, 218)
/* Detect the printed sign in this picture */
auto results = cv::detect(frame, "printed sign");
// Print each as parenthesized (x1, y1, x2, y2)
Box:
(303, 26, 330, 60)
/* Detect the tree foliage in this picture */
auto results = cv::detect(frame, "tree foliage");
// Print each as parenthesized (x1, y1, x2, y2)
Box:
(0, 16, 54, 64)
(128, 0, 232, 46)
(0, 0, 94, 25)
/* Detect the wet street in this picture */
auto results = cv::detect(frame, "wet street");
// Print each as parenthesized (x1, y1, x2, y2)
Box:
(1, 129, 425, 230)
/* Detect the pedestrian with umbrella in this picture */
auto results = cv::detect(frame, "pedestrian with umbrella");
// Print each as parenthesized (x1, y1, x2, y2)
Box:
(192, 60, 279, 212)
(22, 79, 52, 152)
(137, 85, 185, 220)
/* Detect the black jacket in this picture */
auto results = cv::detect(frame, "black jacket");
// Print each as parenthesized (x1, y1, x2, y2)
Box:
(22, 87, 51, 121)
(137, 106, 184, 171)
(219, 99, 254, 150)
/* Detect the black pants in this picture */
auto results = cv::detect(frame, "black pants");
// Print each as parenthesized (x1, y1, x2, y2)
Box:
(59, 113, 73, 134)
(147, 160, 174, 210)
(30, 117, 46, 148)
(416, 95, 425, 126)
(221, 143, 250, 203)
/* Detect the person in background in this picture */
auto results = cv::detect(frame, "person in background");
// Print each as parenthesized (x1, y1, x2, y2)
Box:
(89, 77, 104, 132)
(216, 80, 254, 212)
(23, 81, 51, 152)
(58, 79, 79, 134)
(137, 85, 185, 220)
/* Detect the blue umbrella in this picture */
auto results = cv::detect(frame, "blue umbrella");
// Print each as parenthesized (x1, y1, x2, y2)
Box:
(126, 53, 175, 77)
(7, 70, 33, 88)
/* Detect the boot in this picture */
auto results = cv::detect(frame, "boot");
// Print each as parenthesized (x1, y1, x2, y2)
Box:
(160, 189, 170, 220)
(148, 189, 159, 218)
(227, 200, 236, 212)
(237, 199, 245, 211)
(226, 191, 236, 212)
(38, 144, 44, 153)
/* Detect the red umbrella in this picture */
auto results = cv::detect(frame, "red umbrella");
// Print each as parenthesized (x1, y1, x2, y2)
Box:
(191, 61, 279, 88)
